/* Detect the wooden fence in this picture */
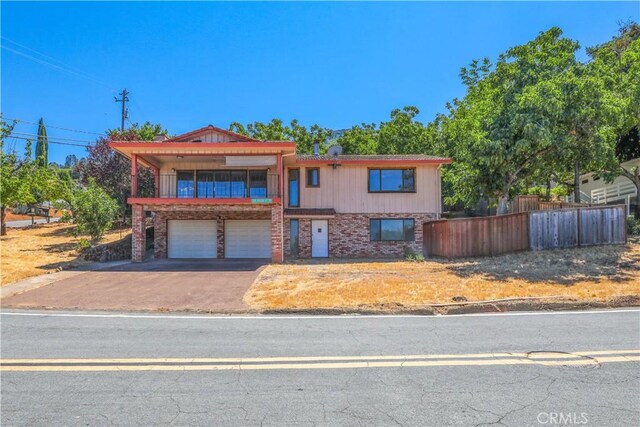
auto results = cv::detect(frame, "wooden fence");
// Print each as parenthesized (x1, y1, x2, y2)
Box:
(513, 195, 592, 213)
(529, 205, 627, 250)
(425, 205, 626, 258)
(423, 212, 529, 258)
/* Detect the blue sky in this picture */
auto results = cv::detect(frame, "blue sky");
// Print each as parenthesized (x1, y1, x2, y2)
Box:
(2, 1, 638, 164)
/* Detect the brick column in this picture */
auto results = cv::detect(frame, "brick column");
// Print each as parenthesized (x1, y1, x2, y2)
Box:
(132, 204, 146, 262)
(271, 204, 284, 263)
(153, 212, 167, 259)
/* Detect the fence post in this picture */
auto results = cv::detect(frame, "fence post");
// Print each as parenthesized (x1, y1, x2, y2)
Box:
(577, 207, 582, 247)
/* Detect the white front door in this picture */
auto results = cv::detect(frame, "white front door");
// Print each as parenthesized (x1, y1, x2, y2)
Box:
(168, 220, 217, 258)
(225, 220, 272, 258)
(311, 220, 329, 257)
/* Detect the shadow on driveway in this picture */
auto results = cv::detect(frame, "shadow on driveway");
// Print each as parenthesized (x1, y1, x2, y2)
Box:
(1, 259, 270, 313)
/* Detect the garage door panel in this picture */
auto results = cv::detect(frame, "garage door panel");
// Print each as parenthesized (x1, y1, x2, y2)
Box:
(225, 220, 271, 258)
(168, 220, 217, 258)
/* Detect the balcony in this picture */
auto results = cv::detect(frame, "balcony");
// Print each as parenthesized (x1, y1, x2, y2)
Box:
(130, 171, 281, 204)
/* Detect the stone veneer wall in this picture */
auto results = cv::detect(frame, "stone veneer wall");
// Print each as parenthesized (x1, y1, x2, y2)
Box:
(284, 213, 436, 259)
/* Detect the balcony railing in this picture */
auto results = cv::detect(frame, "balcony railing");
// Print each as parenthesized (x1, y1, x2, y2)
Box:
(132, 173, 280, 200)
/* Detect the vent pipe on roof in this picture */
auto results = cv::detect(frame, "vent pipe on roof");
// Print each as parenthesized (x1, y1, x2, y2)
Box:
(313, 140, 320, 156)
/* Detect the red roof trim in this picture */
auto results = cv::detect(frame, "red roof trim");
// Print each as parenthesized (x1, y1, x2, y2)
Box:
(294, 159, 452, 165)
(168, 125, 260, 142)
(109, 142, 296, 149)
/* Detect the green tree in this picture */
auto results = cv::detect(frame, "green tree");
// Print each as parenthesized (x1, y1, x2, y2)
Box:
(78, 121, 165, 219)
(229, 119, 333, 154)
(440, 28, 587, 214)
(378, 106, 432, 155)
(587, 23, 640, 217)
(35, 117, 48, 167)
(336, 123, 379, 154)
(72, 179, 119, 242)
(0, 116, 63, 234)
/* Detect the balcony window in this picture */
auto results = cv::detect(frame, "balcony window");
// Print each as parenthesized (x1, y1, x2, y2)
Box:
(249, 170, 267, 198)
(196, 171, 214, 198)
(231, 171, 247, 198)
(369, 168, 415, 192)
(177, 171, 194, 198)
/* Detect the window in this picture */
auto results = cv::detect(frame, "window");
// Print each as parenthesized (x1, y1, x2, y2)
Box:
(288, 169, 300, 207)
(369, 169, 415, 192)
(181, 169, 267, 198)
(306, 168, 320, 187)
(214, 171, 231, 198)
(196, 171, 214, 198)
(370, 219, 415, 241)
(290, 219, 299, 257)
(249, 170, 267, 198)
(230, 171, 247, 198)
(177, 171, 194, 198)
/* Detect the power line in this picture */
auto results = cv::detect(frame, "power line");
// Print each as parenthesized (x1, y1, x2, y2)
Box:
(6, 135, 93, 148)
(4, 117, 104, 136)
(9, 132, 96, 144)
(1, 41, 115, 91)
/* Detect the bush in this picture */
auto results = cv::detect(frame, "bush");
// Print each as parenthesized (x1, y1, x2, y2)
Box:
(76, 237, 91, 252)
(403, 246, 425, 262)
(72, 179, 119, 242)
(628, 217, 640, 236)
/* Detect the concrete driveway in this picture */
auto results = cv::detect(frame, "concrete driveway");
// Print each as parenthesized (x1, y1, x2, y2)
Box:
(1, 259, 268, 313)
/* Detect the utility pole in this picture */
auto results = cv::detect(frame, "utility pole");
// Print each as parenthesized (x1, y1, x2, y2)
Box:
(114, 88, 129, 131)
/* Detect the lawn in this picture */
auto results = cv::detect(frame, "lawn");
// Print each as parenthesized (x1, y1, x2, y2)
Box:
(244, 240, 640, 311)
(0, 223, 129, 286)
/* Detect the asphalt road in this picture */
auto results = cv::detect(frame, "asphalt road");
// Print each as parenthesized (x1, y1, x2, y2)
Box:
(1, 309, 639, 426)
(6, 217, 60, 228)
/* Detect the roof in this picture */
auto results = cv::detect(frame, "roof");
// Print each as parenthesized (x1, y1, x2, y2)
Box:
(295, 154, 452, 164)
(167, 125, 260, 142)
(283, 208, 337, 217)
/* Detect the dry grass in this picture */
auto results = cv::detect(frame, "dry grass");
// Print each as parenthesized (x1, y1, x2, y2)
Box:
(244, 241, 640, 310)
(1, 223, 129, 286)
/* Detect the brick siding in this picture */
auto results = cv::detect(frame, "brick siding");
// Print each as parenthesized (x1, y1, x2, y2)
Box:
(145, 204, 272, 260)
(284, 213, 436, 259)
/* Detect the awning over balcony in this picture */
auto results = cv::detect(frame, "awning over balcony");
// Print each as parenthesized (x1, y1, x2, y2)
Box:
(224, 155, 277, 167)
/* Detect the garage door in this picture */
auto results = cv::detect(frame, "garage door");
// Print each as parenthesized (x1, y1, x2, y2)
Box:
(168, 220, 217, 258)
(225, 220, 271, 258)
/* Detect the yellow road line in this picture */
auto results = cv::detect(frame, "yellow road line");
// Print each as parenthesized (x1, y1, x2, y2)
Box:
(2, 349, 638, 365)
(1, 355, 638, 372)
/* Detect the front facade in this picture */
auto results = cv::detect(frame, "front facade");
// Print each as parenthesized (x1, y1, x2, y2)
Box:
(110, 125, 451, 263)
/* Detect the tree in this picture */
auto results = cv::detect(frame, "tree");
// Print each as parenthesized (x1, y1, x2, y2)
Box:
(35, 118, 48, 167)
(587, 22, 640, 217)
(77, 122, 165, 219)
(440, 28, 587, 214)
(72, 179, 119, 242)
(229, 119, 333, 154)
(378, 106, 433, 155)
(0, 117, 63, 234)
(336, 123, 379, 154)
(64, 154, 78, 168)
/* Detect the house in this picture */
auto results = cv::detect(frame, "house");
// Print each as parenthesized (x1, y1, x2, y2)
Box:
(577, 157, 639, 214)
(109, 125, 451, 263)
